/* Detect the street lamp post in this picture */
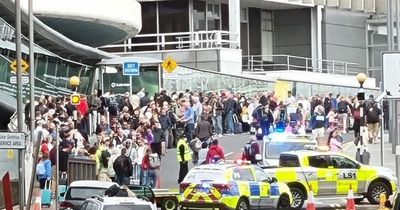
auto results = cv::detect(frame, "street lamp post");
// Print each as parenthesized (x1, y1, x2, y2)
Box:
(356, 72, 367, 164)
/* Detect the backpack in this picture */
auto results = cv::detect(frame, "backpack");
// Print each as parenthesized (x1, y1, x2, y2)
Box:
(337, 101, 348, 114)
(353, 110, 361, 120)
(100, 150, 111, 168)
(113, 156, 127, 174)
(244, 142, 255, 157)
(149, 154, 160, 169)
(108, 96, 118, 108)
(36, 161, 46, 175)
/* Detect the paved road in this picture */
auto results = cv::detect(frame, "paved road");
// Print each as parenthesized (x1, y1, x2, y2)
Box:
(159, 131, 391, 210)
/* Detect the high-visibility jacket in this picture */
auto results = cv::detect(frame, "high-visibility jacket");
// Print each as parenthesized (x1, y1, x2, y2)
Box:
(176, 138, 192, 162)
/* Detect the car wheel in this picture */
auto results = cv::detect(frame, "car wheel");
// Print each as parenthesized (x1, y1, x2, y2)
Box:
(290, 187, 305, 209)
(161, 197, 179, 210)
(277, 194, 291, 209)
(236, 197, 250, 210)
(367, 181, 390, 204)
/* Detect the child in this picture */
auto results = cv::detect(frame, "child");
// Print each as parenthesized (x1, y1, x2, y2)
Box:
(327, 108, 338, 131)
(327, 128, 342, 152)
(197, 142, 209, 165)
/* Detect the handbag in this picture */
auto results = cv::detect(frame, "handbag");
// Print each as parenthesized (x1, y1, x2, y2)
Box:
(353, 136, 360, 146)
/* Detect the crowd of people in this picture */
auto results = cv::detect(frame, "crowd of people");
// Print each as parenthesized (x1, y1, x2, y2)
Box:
(30, 87, 386, 190)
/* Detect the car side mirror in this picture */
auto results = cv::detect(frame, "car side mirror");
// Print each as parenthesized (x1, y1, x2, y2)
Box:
(269, 177, 278, 183)
(60, 192, 65, 197)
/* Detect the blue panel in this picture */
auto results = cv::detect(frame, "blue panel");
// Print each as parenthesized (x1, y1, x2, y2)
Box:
(123, 62, 140, 76)
(249, 182, 260, 196)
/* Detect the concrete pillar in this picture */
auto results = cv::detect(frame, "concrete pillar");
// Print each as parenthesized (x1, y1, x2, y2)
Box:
(311, 5, 323, 72)
(339, 0, 352, 9)
(314, 0, 327, 4)
(229, 0, 240, 49)
(351, 0, 364, 11)
(364, 0, 376, 13)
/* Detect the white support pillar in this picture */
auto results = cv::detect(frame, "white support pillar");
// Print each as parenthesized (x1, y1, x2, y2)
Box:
(229, 0, 240, 49)
(311, 5, 323, 72)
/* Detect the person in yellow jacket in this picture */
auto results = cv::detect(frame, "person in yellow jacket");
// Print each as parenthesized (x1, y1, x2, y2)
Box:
(177, 136, 192, 183)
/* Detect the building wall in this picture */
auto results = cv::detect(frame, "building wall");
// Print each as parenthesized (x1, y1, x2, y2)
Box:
(322, 8, 369, 73)
(273, 9, 312, 58)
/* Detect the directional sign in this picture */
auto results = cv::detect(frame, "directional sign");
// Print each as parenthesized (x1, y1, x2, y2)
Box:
(10, 76, 29, 85)
(123, 62, 140, 76)
(162, 57, 178, 73)
(10, 59, 29, 73)
(0, 133, 25, 149)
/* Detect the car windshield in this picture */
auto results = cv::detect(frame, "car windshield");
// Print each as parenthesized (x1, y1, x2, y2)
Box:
(265, 142, 312, 159)
(183, 168, 226, 183)
(65, 187, 107, 200)
(104, 205, 152, 210)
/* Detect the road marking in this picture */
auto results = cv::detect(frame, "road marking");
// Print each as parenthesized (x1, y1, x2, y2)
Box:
(224, 152, 233, 157)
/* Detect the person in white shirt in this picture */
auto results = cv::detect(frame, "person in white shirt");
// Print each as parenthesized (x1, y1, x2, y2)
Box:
(192, 96, 202, 123)
(135, 138, 148, 185)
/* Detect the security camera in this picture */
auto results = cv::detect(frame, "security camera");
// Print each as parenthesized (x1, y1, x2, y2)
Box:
(374, 90, 392, 103)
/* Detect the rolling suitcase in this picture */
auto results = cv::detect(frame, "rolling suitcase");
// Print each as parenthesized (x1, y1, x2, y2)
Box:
(41, 180, 52, 207)
(58, 172, 68, 200)
(233, 114, 242, 134)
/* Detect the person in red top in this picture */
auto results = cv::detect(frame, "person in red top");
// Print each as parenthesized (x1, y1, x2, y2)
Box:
(206, 139, 225, 163)
(77, 95, 89, 117)
(40, 139, 49, 155)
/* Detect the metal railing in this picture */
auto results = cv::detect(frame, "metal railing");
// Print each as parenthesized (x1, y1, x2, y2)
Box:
(98, 30, 239, 53)
(243, 54, 360, 76)
(0, 18, 15, 42)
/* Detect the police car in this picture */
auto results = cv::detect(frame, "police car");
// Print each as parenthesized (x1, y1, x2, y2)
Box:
(261, 132, 317, 166)
(179, 161, 292, 210)
(263, 151, 398, 209)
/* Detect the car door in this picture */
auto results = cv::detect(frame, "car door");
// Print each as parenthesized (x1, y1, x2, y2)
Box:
(307, 155, 335, 195)
(331, 155, 360, 194)
(254, 167, 276, 208)
(232, 167, 259, 208)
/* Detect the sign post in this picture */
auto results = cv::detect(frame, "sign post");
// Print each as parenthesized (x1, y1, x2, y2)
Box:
(123, 62, 140, 94)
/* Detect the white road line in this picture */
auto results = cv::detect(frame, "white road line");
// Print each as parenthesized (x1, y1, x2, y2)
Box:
(224, 152, 233, 157)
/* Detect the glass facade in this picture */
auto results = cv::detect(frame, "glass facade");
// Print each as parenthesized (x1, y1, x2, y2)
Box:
(162, 66, 379, 99)
(0, 47, 94, 101)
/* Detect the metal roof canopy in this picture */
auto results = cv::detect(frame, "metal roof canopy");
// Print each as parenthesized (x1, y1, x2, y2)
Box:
(97, 56, 162, 67)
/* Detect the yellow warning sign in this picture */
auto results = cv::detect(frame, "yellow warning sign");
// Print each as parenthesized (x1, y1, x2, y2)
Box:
(162, 57, 178, 73)
(10, 59, 29, 73)
(7, 150, 14, 159)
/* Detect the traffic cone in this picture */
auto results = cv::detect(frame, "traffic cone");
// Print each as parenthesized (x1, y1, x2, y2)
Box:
(32, 191, 42, 210)
(346, 184, 356, 210)
(306, 186, 316, 210)
(378, 193, 387, 210)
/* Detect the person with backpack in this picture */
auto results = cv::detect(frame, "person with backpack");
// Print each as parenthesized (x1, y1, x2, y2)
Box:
(108, 91, 119, 117)
(143, 148, 161, 188)
(36, 152, 52, 189)
(113, 148, 133, 185)
(242, 136, 260, 164)
(366, 102, 381, 144)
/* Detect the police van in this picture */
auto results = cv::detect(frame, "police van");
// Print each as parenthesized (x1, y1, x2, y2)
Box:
(260, 132, 317, 166)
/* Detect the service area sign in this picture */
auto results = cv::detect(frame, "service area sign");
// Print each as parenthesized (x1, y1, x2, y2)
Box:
(382, 52, 400, 98)
(0, 132, 25, 149)
(123, 62, 140, 76)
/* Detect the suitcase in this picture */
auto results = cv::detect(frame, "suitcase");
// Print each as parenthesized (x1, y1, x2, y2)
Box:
(58, 172, 68, 200)
(41, 180, 52, 207)
(233, 114, 242, 134)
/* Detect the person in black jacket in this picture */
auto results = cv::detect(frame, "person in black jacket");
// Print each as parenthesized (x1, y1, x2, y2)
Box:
(113, 148, 133, 185)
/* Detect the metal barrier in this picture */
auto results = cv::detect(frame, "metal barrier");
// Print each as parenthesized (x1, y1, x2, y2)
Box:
(242, 54, 360, 76)
(67, 157, 97, 184)
(98, 30, 239, 53)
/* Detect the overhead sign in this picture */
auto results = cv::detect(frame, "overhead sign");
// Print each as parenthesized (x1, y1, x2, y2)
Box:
(0, 133, 25, 149)
(162, 57, 178, 73)
(10, 59, 29, 73)
(123, 62, 140, 76)
(382, 52, 400, 98)
(10, 76, 29, 85)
